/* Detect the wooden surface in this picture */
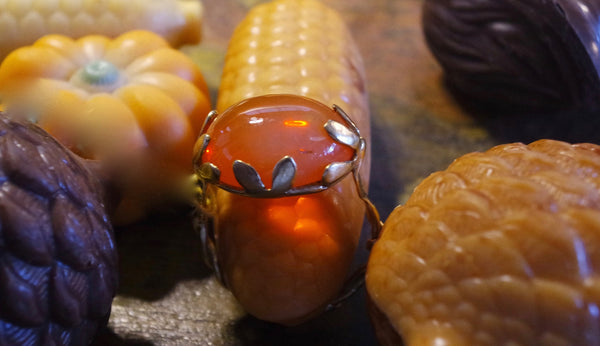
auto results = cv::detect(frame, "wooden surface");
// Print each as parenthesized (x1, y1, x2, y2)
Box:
(92, 0, 600, 345)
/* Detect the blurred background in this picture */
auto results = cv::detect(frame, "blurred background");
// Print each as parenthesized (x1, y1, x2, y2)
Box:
(93, 0, 599, 344)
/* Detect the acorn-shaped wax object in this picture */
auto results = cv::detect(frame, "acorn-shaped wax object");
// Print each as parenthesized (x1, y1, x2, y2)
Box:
(0, 112, 118, 345)
(367, 140, 600, 345)
(422, 0, 600, 112)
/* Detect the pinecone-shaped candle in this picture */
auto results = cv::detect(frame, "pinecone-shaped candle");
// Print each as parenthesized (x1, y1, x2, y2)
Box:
(0, 112, 118, 345)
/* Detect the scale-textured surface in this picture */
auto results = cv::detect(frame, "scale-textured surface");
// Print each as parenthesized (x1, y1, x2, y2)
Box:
(367, 140, 600, 345)
(0, 114, 117, 345)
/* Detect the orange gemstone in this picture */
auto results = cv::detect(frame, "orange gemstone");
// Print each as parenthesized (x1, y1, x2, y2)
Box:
(202, 94, 355, 189)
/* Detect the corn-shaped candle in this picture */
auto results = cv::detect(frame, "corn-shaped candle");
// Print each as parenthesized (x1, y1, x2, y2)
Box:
(0, 0, 203, 60)
(193, 0, 375, 325)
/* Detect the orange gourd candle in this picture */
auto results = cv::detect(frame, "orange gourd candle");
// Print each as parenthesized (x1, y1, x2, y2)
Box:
(0, 30, 211, 224)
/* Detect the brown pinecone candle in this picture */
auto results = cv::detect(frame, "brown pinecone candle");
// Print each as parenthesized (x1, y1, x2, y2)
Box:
(0, 112, 118, 345)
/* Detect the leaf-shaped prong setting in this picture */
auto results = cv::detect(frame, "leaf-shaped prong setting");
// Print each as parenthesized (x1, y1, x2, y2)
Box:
(197, 162, 221, 183)
(193, 133, 211, 170)
(325, 119, 360, 149)
(355, 138, 367, 170)
(323, 161, 354, 185)
(233, 160, 266, 193)
(200, 110, 219, 134)
(271, 156, 297, 194)
(193, 209, 226, 286)
(333, 104, 361, 137)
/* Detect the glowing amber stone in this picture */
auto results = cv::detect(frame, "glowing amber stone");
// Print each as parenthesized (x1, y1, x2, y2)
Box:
(202, 94, 355, 188)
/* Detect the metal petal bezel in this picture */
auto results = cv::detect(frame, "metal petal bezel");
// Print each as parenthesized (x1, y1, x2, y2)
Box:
(325, 119, 360, 149)
(233, 160, 265, 193)
(322, 161, 354, 185)
(192, 104, 365, 198)
(271, 156, 297, 194)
